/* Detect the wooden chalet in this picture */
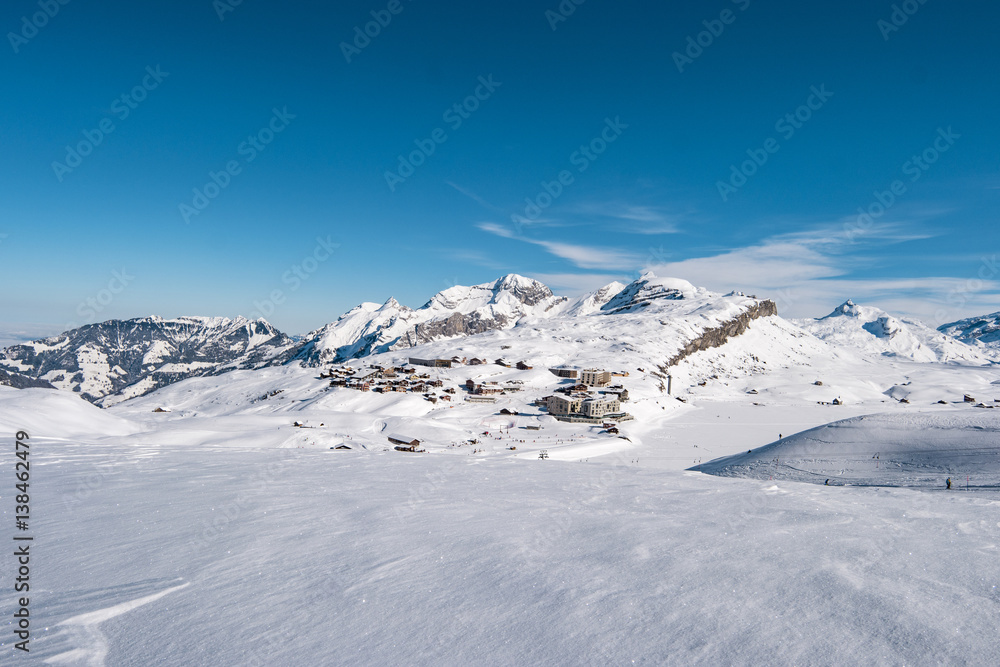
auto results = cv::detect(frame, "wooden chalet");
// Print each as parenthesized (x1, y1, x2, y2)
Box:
(387, 434, 421, 451)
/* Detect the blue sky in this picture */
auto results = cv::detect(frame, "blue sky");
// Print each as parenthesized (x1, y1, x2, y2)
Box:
(2, 0, 999, 337)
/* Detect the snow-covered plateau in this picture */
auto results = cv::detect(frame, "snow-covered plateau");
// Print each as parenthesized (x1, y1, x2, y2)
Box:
(2, 274, 999, 665)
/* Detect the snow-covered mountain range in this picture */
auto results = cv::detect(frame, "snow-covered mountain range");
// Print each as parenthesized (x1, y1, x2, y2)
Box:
(3, 275, 998, 406)
(292, 274, 573, 365)
(794, 300, 996, 364)
(292, 273, 775, 367)
(0, 316, 296, 405)
(938, 311, 1000, 350)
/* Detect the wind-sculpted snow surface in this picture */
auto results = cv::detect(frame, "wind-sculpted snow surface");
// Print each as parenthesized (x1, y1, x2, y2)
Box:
(693, 410, 1000, 488)
(3, 425, 998, 665)
(4, 359, 1000, 663)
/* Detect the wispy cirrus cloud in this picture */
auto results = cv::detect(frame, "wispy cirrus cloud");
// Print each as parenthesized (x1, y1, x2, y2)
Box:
(477, 222, 642, 270)
(535, 240, 642, 270)
(446, 181, 505, 213)
(477, 222, 516, 239)
(572, 202, 681, 234)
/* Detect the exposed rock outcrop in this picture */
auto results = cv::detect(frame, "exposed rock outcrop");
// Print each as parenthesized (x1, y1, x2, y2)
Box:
(662, 300, 779, 368)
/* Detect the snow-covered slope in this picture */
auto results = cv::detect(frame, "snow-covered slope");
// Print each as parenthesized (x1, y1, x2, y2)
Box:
(694, 410, 1000, 487)
(0, 316, 296, 405)
(795, 300, 993, 364)
(0, 386, 138, 438)
(563, 280, 627, 316)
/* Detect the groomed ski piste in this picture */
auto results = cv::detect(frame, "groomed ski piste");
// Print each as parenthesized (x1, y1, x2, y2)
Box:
(2, 275, 1000, 665)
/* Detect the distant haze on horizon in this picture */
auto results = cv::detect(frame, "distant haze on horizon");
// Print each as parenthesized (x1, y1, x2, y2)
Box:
(3, 0, 999, 337)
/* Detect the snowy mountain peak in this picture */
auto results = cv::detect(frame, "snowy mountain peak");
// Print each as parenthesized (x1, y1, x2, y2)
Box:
(826, 300, 862, 318)
(494, 273, 548, 293)
(379, 297, 408, 312)
(297, 272, 762, 367)
(426, 274, 554, 311)
(602, 274, 700, 312)
(591, 280, 629, 305)
(338, 303, 383, 321)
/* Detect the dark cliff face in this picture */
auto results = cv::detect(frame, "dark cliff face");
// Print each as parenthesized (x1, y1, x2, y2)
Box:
(396, 312, 513, 350)
(0, 317, 296, 403)
(662, 300, 779, 369)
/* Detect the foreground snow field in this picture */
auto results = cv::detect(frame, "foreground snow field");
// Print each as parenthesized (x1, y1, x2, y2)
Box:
(3, 436, 1000, 665)
(2, 387, 1000, 665)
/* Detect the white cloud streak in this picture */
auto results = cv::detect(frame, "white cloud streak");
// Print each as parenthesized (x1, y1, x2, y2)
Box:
(477, 222, 642, 270)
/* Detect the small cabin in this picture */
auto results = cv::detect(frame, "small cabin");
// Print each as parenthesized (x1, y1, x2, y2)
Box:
(387, 434, 421, 451)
